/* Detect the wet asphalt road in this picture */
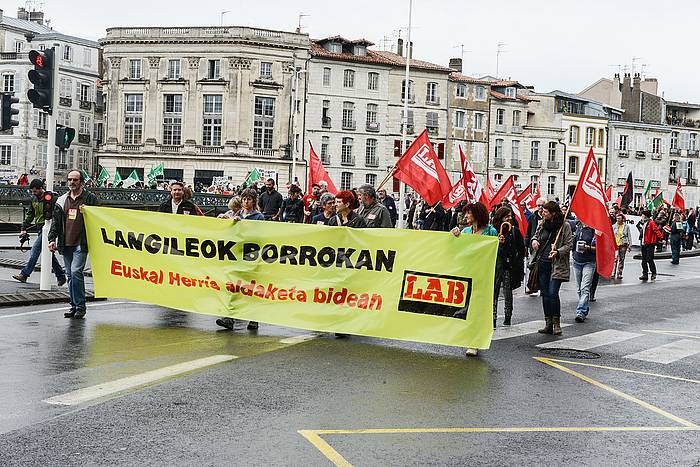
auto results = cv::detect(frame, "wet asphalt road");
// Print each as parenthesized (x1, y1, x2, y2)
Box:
(0, 251, 698, 466)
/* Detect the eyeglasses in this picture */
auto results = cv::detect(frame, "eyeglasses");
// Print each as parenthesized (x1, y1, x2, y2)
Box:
(67, 178, 80, 181)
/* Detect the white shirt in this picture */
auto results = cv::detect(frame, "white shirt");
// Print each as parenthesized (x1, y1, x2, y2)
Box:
(171, 199, 182, 214)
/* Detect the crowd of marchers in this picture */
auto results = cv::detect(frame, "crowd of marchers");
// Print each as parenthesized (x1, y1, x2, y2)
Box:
(12, 173, 700, 358)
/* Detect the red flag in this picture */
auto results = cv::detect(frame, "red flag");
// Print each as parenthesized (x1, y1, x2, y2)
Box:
(485, 177, 495, 203)
(604, 185, 612, 203)
(532, 180, 541, 208)
(672, 177, 685, 212)
(393, 130, 452, 205)
(441, 177, 466, 209)
(516, 184, 534, 210)
(489, 176, 528, 236)
(570, 148, 617, 278)
(308, 143, 337, 195)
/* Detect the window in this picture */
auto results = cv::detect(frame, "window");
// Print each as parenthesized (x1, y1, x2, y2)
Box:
(353, 45, 367, 56)
(79, 83, 91, 102)
(531, 141, 540, 160)
(202, 95, 223, 146)
(688, 161, 694, 180)
(494, 173, 503, 182)
(652, 138, 661, 154)
(341, 172, 352, 190)
(426, 112, 439, 130)
(585, 127, 595, 146)
(253, 96, 274, 149)
(321, 100, 330, 126)
(474, 113, 484, 130)
(326, 42, 342, 53)
(512, 110, 521, 127)
(547, 176, 556, 195)
(670, 131, 679, 150)
(62, 45, 72, 62)
(59, 78, 72, 98)
(366, 174, 377, 186)
(401, 109, 414, 130)
(208, 60, 221, 79)
(456, 84, 466, 98)
(367, 72, 379, 91)
(568, 155, 579, 174)
(2, 73, 15, 93)
(495, 139, 504, 158)
(426, 82, 438, 103)
(260, 62, 272, 78)
(618, 134, 628, 150)
(0, 146, 11, 165)
(15, 41, 23, 53)
(341, 137, 354, 165)
(496, 109, 505, 125)
(569, 125, 579, 145)
(690, 133, 698, 151)
(401, 80, 414, 102)
(167, 60, 181, 79)
(530, 175, 539, 192)
(342, 102, 355, 128)
(597, 158, 604, 178)
(163, 94, 183, 146)
(455, 111, 465, 129)
(548, 142, 557, 161)
(366, 139, 378, 166)
(320, 136, 330, 164)
(598, 129, 605, 148)
(123, 94, 143, 145)
(79, 115, 91, 135)
(366, 103, 378, 124)
(505, 87, 516, 98)
(322, 67, 331, 87)
(57, 110, 71, 127)
(474, 86, 486, 100)
(343, 69, 355, 88)
(34, 110, 48, 130)
(129, 59, 142, 79)
(669, 160, 678, 180)
(83, 48, 92, 66)
(511, 140, 520, 159)
(36, 143, 47, 167)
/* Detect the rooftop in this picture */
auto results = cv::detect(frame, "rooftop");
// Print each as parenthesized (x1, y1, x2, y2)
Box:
(0, 13, 53, 35)
(665, 100, 700, 110)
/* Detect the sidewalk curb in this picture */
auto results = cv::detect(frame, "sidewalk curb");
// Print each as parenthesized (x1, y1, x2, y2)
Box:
(633, 249, 700, 260)
(0, 291, 104, 308)
(0, 258, 93, 277)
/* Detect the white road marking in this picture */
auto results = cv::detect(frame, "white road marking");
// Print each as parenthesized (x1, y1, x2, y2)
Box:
(624, 339, 700, 365)
(536, 329, 644, 350)
(493, 320, 573, 341)
(279, 333, 321, 344)
(43, 355, 237, 406)
(0, 301, 128, 319)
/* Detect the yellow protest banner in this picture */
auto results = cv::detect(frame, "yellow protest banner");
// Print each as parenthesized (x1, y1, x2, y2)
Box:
(84, 207, 497, 348)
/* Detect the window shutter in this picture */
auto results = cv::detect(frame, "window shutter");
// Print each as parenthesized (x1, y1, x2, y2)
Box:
(393, 177, 400, 193)
(394, 139, 401, 158)
(438, 143, 445, 160)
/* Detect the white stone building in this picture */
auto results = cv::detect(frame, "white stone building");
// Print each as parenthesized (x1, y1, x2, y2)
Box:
(666, 101, 700, 208)
(97, 26, 309, 188)
(0, 8, 102, 184)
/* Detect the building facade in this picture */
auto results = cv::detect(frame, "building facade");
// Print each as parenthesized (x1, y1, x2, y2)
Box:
(666, 101, 700, 208)
(98, 26, 309, 188)
(0, 8, 102, 184)
(447, 71, 490, 176)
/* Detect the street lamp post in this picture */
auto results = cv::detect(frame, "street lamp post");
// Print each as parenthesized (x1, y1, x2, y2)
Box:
(289, 66, 306, 185)
(397, 0, 413, 229)
(558, 139, 567, 201)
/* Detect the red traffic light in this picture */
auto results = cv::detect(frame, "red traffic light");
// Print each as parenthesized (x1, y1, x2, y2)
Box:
(29, 50, 48, 69)
(42, 192, 54, 203)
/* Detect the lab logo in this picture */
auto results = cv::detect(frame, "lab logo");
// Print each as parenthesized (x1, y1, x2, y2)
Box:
(398, 270, 472, 319)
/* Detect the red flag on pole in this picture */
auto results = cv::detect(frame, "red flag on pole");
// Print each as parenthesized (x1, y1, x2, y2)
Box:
(441, 177, 466, 209)
(517, 184, 535, 210)
(393, 130, 452, 205)
(604, 185, 612, 203)
(307, 143, 337, 195)
(485, 177, 495, 204)
(570, 148, 617, 278)
(672, 177, 685, 212)
(489, 175, 528, 235)
(532, 180, 541, 207)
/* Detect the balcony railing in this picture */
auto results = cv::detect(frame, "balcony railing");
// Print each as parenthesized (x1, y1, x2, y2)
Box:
(529, 159, 542, 168)
(401, 124, 414, 134)
(342, 120, 356, 131)
(322, 117, 331, 129)
(651, 152, 662, 160)
(688, 178, 698, 186)
(494, 157, 505, 167)
(426, 126, 439, 136)
(252, 148, 277, 157)
(618, 177, 627, 186)
(494, 124, 506, 133)
(59, 97, 72, 107)
(689, 149, 699, 158)
(366, 156, 379, 167)
(0, 52, 28, 61)
(78, 134, 91, 144)
(341, 155, 355, 166)
(510, 159, 521, 168)
(511, 125, 523, 134)
(668, 175, 678, 184)
(366, 122, 380, 132)
(119, 144, 143, 152)
(321, 154, 331, 165)
(79, 101, 92, 110)
(197, 145, 222, 154)
(547, 160, 560, 169)
(426, 96, 440, 106)
(618, 150, 628, 158)
(670, 148, 680, 155)
(157, 145, 182, 153)
(37, 128, 48, 138)
(635, 151, 646, 159)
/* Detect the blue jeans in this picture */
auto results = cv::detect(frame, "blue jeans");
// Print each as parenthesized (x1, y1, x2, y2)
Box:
(573, 260, 596, 317)
(538, 260, 563, 317)
(62, 245, 88, 311)
(20, 226, 66, 280)
(670, 234, 681, 263)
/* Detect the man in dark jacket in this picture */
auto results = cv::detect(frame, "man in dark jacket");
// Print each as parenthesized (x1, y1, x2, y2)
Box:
(48, 170, 99, 319)
(377, 188, 398, 227)
(572, 221, 596, 322)
(157, 181, 197, 215)
(13, 179, 66, 286)
(356, 184, 392, 228)
(279, 185, 305, 223)
(258, 178, 283, 220)
(525, 198, 545, 254)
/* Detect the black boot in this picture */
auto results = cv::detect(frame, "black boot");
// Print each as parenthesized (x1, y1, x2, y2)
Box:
(503, 315, 511, 326)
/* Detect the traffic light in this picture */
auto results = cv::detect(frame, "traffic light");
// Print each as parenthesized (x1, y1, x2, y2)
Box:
(27, 49, 54, 114)
(56, 126, 75, 149)
(42, 191, 55, 221)
(0, 93, 20, 131)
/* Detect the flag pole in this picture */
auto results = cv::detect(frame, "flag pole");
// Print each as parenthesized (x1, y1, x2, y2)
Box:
(397, 0, 413, 228)
(376, 163, 398, 191)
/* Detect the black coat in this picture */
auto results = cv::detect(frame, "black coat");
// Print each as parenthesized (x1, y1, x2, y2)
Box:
(157, 198, 197, 215)
(496, 223, 526, 289)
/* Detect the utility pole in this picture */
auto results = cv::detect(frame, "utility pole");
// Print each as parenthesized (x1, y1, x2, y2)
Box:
(296, 13, 309, 33)
(398, 0, 413, 229)
(289, 65, 306, 184)
(220, 10, 230, 26)
(496, 42, 506, 78)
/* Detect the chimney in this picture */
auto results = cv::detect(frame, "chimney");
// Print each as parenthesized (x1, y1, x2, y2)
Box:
(17, 7, 29, 20)
(29, 10, 44, 25)
(449, 57, 462, 73)
(0, 9, 3, 22)
(641, 78, 658, 96)
(397, 38, 403, 57)
(622, 73, 631, 90)
(633, 73, 641, 91)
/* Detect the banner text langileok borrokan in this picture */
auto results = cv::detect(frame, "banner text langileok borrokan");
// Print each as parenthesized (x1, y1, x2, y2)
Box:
(84, 207, 498, 348)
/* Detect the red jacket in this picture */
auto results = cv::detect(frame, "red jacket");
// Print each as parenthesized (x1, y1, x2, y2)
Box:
(640, 219, 664, 245)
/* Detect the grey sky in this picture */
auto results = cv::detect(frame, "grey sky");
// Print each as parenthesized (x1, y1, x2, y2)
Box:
(8, 0, 697, 102)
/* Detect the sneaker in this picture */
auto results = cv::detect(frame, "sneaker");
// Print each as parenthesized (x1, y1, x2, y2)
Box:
(73, 309, 86, 319)
(639, 275, 648, 281)
(57, 277, 67, 287)
(465, 348, 479, 357)
(246, 321, 259, 330)
(12, 273, 28, 283)
(575, 314, 585, 323)
(589, 296, 596, 302)
(215, 317, 235, 330)
(651, 274, 657, 281)
(334, 333, 348, 339)
(64, 309, 76, 318)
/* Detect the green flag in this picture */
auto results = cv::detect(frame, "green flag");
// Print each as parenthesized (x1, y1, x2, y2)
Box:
(96, 167, 109, 187)
(147, 163, 164, 185)
(80, 169, 91, 184)
(122, 169, 141, 188)
(650, 192, 664, 210)
(113, 171, 122, 187)
(643, 180, 652, 209)
(244, 168, 263, 186)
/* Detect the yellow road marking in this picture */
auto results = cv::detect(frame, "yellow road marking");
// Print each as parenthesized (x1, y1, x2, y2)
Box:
(642, 330, 700, 340)
(535, 357, 698, 427)
(298, 430, 352, 467)
(545, 359, 700, 384)
(308, 426, 698, 435)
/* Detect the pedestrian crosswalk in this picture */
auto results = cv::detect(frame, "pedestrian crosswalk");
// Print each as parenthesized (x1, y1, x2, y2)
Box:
(494, 321, 700, 365)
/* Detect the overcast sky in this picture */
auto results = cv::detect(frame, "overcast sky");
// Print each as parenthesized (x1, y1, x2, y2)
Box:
(8, 0, 698, 102)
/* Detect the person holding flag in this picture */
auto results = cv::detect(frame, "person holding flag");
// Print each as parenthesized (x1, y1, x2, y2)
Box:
(636, 210, 664, 281)
(669, 211, 685, 265)
(613, 213, 632, 280)
(95, 167, 110, 187)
